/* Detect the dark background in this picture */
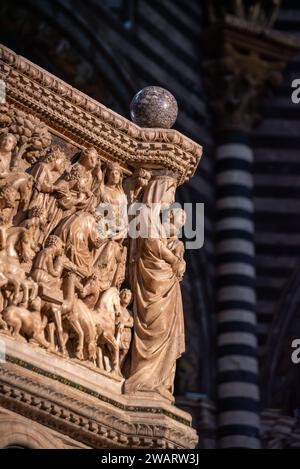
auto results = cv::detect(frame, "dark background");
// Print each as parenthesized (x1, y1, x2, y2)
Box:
(1, 0, 300, 425)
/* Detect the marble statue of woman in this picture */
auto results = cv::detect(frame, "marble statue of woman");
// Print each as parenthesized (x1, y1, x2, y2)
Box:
(125, 174, 186, 402)
(98, 161, 128, 240)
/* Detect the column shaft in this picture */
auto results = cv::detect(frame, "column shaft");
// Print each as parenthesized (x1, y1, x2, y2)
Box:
(216, 142, 260, 449)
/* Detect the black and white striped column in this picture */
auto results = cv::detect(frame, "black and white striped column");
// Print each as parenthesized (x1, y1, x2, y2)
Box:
(215, 140, 260, 449)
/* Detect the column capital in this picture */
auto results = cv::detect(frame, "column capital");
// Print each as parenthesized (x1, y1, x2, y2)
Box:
(203, 9, 300, 134)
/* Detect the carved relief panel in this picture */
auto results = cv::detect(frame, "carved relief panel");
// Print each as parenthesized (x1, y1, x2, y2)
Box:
(0, 44, 202, 404)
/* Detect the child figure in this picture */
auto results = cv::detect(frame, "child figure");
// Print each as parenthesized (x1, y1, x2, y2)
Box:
(163, 207, 186, 281)
(117, 288, 133, 369)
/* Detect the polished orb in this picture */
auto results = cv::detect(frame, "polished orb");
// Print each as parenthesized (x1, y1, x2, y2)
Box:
(130, 86, 178, 129)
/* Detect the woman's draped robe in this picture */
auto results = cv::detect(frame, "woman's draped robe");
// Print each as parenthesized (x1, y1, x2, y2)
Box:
(125, 176, 185, 400)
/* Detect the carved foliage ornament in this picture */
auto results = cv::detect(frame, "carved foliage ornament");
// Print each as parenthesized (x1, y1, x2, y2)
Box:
(203, 43, 284, 133)
(206, 0, 282, 29)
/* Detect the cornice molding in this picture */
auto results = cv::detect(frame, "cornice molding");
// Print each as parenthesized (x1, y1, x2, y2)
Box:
(0, 44, 202, 185)
(0, 361, 198, 449)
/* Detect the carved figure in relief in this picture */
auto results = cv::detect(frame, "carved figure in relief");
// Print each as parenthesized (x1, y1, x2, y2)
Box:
(0, 184, 20, 227)
(123, 168, 151, 205)
(0, 102, 189, 397)
(0, 132, 17, 176)
(56, 147, 101, 212)
(20, 206, 47, 251)
(53, 211, 103, 325)
(31, 235, 69, 356)
(99, 161, 127, 239)
(117, 289, 133, 369)
(0, 226, 38, 307)
(31, 235, 66, 289)
(29, 148, 67, 242)
(95, 162, 128, 293)
(1, 172, 33, 225)
(2, 297, 50, 349)
(63, 296, 98, 361)
(123, 168, 152, 276)
(163, 207, 186, 281)
(94, 287, 122, 374)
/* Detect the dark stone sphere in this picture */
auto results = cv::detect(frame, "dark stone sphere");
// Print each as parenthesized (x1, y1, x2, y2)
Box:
(130, 86, 178, 129)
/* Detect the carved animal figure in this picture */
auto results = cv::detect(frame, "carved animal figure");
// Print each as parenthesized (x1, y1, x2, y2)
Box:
(0, 267, 20, 306)
(2, 298, 50, 349)
(63, 297, 98, 361)
(0, 226, 38, 306)
(92, 287, 122, 373)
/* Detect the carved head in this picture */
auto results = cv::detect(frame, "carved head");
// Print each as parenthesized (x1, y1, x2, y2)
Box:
(105, 162, 123, 187)
(79, 147, 98, 170)
(163, 207, 186, 238)
(28, 206, 47, 226)
(120, 289, 132, 307)
(0, 183, 19, 208)
(45, 147, 66, 173)
(0, 213, 10, 226)
(0, 132, 17, 152)
(45, 235, 64, 256)
(136, 168, 151, 187)
(29, 296, 42, 313)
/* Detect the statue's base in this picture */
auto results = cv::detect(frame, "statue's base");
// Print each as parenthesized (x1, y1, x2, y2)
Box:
(0, 334, 198, 449)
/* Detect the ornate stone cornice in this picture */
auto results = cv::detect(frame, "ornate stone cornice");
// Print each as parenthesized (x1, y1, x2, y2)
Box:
(0, 336, 198, 448)
(0, 44, 202, 184)
(0, 360, 198, 449)
(202, 12, 300, 133)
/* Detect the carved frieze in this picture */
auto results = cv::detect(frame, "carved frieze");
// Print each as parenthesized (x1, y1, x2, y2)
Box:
(0, 45, 202, 184)
(0, 44, 202, 448)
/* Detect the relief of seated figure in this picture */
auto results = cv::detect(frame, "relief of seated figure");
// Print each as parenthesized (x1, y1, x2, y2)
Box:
(55, 146, 102, 213)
